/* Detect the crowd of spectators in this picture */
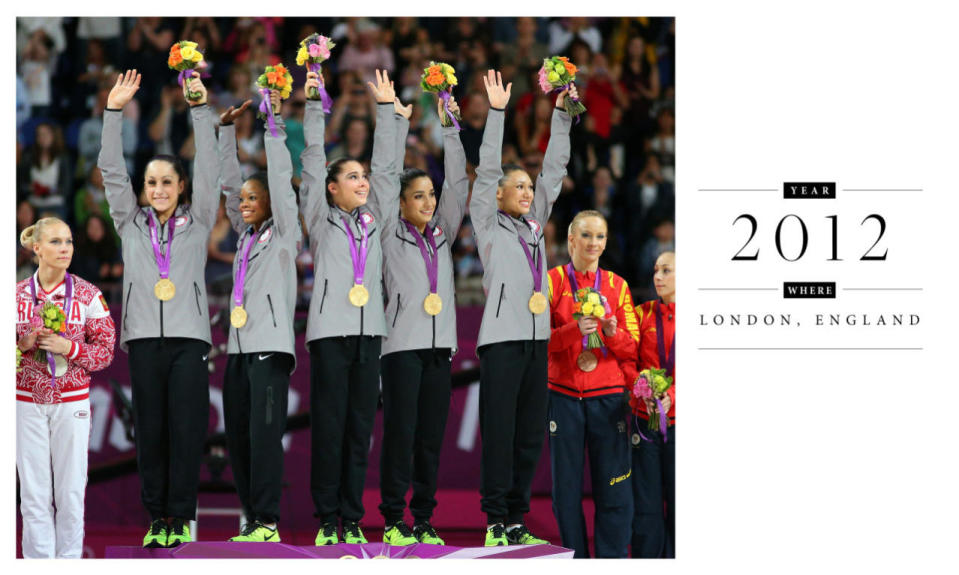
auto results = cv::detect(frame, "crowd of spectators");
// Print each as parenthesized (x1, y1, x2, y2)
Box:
(16, 16, 675, 305)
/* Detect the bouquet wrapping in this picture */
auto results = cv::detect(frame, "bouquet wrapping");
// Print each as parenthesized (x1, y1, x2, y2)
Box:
(296, 33, 335, 112)
(571, 287, 610, 350)
(167, 41, 205, 101)
(256, 64, 293, 136)
(420, 61, 461, 129)
(537, 56, 586, 120)
(629, 368, 673, 440)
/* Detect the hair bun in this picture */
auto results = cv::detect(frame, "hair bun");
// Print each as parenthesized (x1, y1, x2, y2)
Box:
(19, 225, 36, 249)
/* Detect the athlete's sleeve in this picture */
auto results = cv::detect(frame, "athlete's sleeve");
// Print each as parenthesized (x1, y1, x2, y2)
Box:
(73, 292, 116, 373)
(548, 267, 582, 352)
(605, 277, 640, 360)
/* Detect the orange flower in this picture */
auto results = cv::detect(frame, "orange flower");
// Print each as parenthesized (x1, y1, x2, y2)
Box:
(267, 71, 280, 85)
(168, 53, 183, 67)
(426, 73, 445, 87)
(427, 65, 442, 76)
(573, 302, 583, 314)
(564, 61, 577, 75)
(275, 65, 288, 75)
(274, 74, 288, 88)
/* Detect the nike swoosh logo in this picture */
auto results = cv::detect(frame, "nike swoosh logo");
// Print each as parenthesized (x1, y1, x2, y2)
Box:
(202, 355, 209, 362)
(259, 353, 274, 360)
(264, 531, 276, 541)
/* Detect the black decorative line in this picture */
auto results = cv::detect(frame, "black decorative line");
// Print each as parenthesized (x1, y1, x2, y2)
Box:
(699, 347, 922, 351)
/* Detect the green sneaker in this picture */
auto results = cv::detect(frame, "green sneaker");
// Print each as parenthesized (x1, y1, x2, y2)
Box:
(413, 521, 445, 545)
(229, 521, 280, 542)
(315, 522, 339, 546)
(167, 519, 192, 547)
(342, 520, 367, 544)
(484, 523, 508, 546)
(506, 524, 548, 545)
(383, 521, 417, 546)
(143, 519, 168, 548)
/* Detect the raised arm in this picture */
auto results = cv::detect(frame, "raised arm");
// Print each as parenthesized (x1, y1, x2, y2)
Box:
(532, 87, 574, 224)
(100, 70, 141, 234)
(186, 73, 219, 230)
(261, 91, 299, 238)
(300, 71, 330, 231)
(469, 69, 512, 234)
(365, 70, 399, 224)
(436, 95, 468, 237)
(217, 102, 251, 234)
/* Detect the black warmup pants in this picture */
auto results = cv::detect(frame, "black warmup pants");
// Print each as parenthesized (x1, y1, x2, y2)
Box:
(128, 337, 210, 521)
(223, 352, 292, 524)
(548, 391, 633, 558)
(309, 336, 381, 523)
(630, 416, 675, 558)
(478, 340, 548, 525)
(378, 348, 452, 525)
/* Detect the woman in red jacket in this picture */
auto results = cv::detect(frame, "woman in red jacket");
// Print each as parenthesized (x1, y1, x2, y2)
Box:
(16, 217, 116, 558)
(546, 210, 640, 558)
(630, 250, 675, 558)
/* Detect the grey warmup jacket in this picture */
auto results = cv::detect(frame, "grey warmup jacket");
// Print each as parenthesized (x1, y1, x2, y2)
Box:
(217, 118, 299, 371)
(300, 100, 388, 342)
(379, 113, 469, 357)
(471, 107, 572, 349)
(99, 105, 218, 352)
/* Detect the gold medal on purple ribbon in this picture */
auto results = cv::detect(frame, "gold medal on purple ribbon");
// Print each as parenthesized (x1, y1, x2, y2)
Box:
(230, 306, 248, 328)
(349, 284, 370, 307)
(154, 278, 176, 301)
(506, 212, 547, 316)
(231, 228, 261, 328)
(528, 291, 548, 315)
(341, 214, 372, 308)
(424, 293, 443, 316)
(576, 350, 598, 372)
(147, 211, 177, 301)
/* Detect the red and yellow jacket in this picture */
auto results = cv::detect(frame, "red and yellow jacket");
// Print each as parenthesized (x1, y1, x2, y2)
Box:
(634, 299, 675, 425)
(546, 264, 639, 399)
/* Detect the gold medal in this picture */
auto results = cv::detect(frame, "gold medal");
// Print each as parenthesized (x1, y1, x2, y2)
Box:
(528, 291, 548, 315)
(423, 293, 443, 316)
(230, 306, 248, 328)
(154, 278, 176, 301)
(576, 350, 598, 372)
(349, 284, 370, 307)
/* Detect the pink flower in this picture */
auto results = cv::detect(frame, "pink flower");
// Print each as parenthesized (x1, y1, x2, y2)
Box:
(632, 375, 653, 400)
(30, 309, 43, 330)
(308, 43, 322, 58)
(537, 67, 552, 93)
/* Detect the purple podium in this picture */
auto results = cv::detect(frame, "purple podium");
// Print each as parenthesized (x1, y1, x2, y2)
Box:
(104, 542, 574, 559)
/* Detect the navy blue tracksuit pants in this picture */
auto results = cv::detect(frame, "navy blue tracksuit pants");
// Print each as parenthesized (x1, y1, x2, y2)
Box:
(630, 416, 675, 558)
(548, 391, 633, 558)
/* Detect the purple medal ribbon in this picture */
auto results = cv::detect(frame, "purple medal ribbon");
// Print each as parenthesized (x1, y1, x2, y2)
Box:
(655, 301, 675, 378)
(501, 211, 543, 294)
(340, 214, 370, 286)
(233, 229, 261, 309)
(30, 273, 73, 389)
(439, 90, 461, 131)
(401, 219, 439, 295)
(308, 63, 333, 113)
(146, 211, 176, 281)
(259, 88, 278, 137)
(565, 262, 608, 357)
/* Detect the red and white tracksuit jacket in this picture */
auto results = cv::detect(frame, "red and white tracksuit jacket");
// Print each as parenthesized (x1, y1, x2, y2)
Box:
(546, 265, 640, 399)
(16, 272, 116, 404)
(634, 299, 675, 426)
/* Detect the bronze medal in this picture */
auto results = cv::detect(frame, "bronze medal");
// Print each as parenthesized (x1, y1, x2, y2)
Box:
(349, 284, 370, 307)
(528, 291, 548, 315)
(230, 306, 248, 328)
(576, 350, 598, 372)
(154, 278, 176, 301)
(423, 293, 443, 316)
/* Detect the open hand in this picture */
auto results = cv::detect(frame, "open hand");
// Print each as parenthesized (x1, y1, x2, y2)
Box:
(106, 69, 141, 109)
(483, 69, 512, 109)
(220, 99, 253, 125)
(367, 69, 396, 104)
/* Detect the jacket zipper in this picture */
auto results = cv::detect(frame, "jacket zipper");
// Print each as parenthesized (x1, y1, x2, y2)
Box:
(193, 282, 202, 315)
(124, 282, 132, 331)
(319, 279, 328, 313)
(392, 293, 401, 327)
(495, 283, 505, 318)
(267, 294, 277, 327)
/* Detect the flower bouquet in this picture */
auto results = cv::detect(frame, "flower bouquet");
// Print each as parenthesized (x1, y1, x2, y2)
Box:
(296, 33, 335, 111)
(420, 61, 460, 129)
(168, 40, 205, 101)
(32, 302, 65, 363)
(538, 55, 586, 120)
(571, 287, 610, 349)
(256, 64, 293, 135)
(630, 368, 673, 434)
(16, 347, 22, 372)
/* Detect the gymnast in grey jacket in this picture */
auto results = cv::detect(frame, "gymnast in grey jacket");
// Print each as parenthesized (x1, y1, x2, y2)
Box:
(471, 70, 574, 546)
(298, 70, 392, 546)
(375, 90, 469, 546)
(98, 70, 217, 548)
(217, 86, 300, 542)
